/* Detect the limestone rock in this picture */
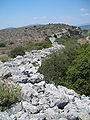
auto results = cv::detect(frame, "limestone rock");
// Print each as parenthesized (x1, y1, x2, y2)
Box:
(59, 118, 67, 120)
(16, 112, 30, 120)
(19, 83, 38, 100)
(29, 73, 44, 84)
(22, 101, 41, 114)
(44, 107, 61, 120)
(55, 95, 69, 109)
(0, 66, 12, 78)
(78, 112, 90, 120)
(0, 112, 11, 120)
(30, 113, 46, 120)
(6, 102, 23, 116)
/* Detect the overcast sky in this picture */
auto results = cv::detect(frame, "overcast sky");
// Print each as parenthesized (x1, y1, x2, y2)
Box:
(0, 0, 90, 29)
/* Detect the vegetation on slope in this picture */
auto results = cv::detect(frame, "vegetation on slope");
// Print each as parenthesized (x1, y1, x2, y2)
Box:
(10, 46, 25, 58)
(0, 54, 10, 62)
(24, 38, 52, 51)
(39, 42, 90, 96)
(0, 42, 6, 47)
(56, 34, 80, 45)
(83, 30, 90, 37)
(0, 77, 22, 111)
(9, 38, 52, 58)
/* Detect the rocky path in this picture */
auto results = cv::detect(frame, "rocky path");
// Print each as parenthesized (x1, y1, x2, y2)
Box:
(0, 44, 90, 120)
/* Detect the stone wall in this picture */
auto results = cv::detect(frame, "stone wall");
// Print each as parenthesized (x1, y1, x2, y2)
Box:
(0, 45, 90, 120)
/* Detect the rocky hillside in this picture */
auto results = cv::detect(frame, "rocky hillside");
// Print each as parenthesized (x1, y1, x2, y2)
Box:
(0, 24, 81, 44)
(0, 45, 90, 120)
(0, 24, 82, 56)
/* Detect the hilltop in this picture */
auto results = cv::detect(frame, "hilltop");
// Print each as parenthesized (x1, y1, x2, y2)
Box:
(0, 24, 81, 43)
(0, 23, 81, 55)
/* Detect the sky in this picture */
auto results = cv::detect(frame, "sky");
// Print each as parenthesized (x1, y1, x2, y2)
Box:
(0, 0, 90, 29)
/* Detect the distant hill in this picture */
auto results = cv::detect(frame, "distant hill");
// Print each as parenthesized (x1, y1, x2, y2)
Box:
(80, 25, 90, 30)
(0, 23, 82, 55)
(0, 23, 81, 44)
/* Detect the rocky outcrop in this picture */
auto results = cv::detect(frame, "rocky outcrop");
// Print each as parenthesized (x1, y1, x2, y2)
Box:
(86, 36, 90, 44)
(49, 27, 81, 43)
(0, 45, 90, 120)
(78, 36, 90, 44)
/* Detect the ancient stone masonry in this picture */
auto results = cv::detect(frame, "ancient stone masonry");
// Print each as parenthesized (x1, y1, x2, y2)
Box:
(0, 44, 90, 120)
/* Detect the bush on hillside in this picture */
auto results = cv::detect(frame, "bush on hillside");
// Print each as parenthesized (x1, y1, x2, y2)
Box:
(0, 77, 22, 111)
(45, 37, 52, 44)
(39, 49, 70, 85)
(56, 34, 80, 45)
(39, 43, 90, 96)
(83, 30, 90, 37)
(10, 39, 52, 58)
(0, 43, 6, 47)
(39, 41, 79, 84)
(10, 46, 25, 58)
(66, 44, 90, 96)
(24, 39, 52, 51)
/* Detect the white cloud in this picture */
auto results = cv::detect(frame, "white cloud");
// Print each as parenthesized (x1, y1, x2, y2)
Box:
(80, 8, 88, 12)
(33, 16, 47, 20)
(80, 8, 85, 12)
(33, 17, 38, 20)
(82, 13, 90, 16)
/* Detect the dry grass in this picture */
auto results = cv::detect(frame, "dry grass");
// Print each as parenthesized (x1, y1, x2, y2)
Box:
(77, 38, 89, 44)
(0, 54, 10, 62)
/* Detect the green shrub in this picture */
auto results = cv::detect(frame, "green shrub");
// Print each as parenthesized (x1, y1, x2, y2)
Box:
(10, 46, 25, 58)
(66, 44, 90, 96)
(39, 40, 79, 84)
(39, 40, 79, 83)
(45, 37, 52, 44)
(0, 57, 9, 63)
(0, 77, 22, 111)
(39, 49, 70, 85)
(39, 43, 90, 96)
(83, 30, 90, 37)
(56, 35, 80, 45)
(0, 43, 6, 47)
(24, 40, 52, 51)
